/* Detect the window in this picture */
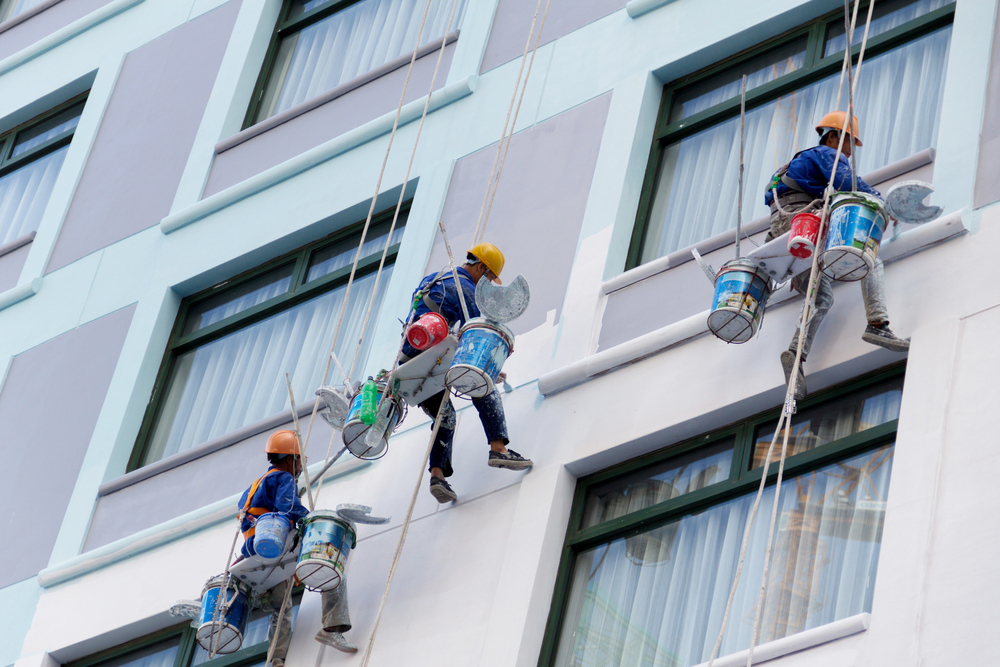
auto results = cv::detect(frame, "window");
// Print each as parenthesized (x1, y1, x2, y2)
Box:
(540, 366, 903, 667)
(0, 0, 48, 22)
(0, 95, 86, 246)
(628, 0, 954, 267)
(130, 207, 407, 470)
(245, 0, 470, 126)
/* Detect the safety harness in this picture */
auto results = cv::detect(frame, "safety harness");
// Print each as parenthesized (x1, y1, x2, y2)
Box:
(240, 468, 281, 539)
(767, 149, 815, 212)
(413, 267, 450, 315)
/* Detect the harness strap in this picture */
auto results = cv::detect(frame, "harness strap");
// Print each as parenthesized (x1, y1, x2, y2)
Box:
(414, 268, 449, 317)
(241, 468, 281, 539)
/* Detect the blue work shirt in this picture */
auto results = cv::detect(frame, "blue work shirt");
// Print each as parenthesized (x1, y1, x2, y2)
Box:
(238, 466, 309, 558)
(401, 266, 481, 358)
(765, 145, 881, 206)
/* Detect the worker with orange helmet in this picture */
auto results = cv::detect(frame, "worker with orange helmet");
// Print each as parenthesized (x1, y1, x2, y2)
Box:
(764, 111, 909, 400)
(400, 242, 532, 504)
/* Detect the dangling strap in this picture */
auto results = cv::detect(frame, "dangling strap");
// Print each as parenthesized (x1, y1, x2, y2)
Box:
(241, 468, 281, 539)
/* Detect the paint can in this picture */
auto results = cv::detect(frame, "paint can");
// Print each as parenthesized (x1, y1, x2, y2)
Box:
(820, 192, 887, 281)
(445, 318, 514, 398)
(295, 511, 356, 592)
(252, 513, 292, 563)
(707, 258, 773, 344)
(197, 575, 251, 654)
(342, 381, 402, 460)
(406, 312, 449, 351)
(787, 212, 821, 259)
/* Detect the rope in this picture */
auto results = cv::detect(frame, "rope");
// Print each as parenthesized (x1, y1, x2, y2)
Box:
(736, 75, 747, 260)
(437, 221, 471, 324)
(285, 373, 316, 511)
(207, 525, 243, 659)
(265, 579, 294, 667)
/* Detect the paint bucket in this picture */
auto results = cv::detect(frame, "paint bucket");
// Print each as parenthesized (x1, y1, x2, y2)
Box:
(253, 513, 292, 562)
(820, 192, 888, 281)
(707, 258, 773, 344)
(787, 212, 821, 259)
(406, 312, 449, 351)
(197, 575, 251, 654)
(342, 382, 402, 460)
(445, 318, 514, 398)
(295, 511, 356, 592)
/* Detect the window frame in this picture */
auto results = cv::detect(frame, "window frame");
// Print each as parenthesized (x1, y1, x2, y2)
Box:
(128, 203, 409, 472)
(0, 92, 88, 183)
(536, 362, 905, 667)
(625, 1, 956, 270)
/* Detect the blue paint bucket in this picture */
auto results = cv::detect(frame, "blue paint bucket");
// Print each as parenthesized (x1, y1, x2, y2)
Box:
(445, 318, 514, 398)
(197, 575, 250, 654)
(821, 192, 887, 282)
(253, 513, 291, 561)
(707, 259, 773, 344)
(343, 385, 401, 460)
(295, 511, 356, 591)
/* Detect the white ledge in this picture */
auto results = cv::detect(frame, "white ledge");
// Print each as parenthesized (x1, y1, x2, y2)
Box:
(691, 612, 870, 667)
(0, 0, 146, 76)
(161, 74, 478, 235)
(38, 456, 370, 588)
(0, 231, 35, 258)
(626, 0, 680, 19)
(0, 276, 41, 312)
(0, 0, 64, 35)
(541, 210, 967, 396)
(218, 31, 460, 154)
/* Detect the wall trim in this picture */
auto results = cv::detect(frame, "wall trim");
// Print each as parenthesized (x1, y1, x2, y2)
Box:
(0, 231, 35, 259)
(0, 0, 64, 35)
(0, 276, 41, 312)
(160, 74, 478, 235)
(626, 0, 680, 19)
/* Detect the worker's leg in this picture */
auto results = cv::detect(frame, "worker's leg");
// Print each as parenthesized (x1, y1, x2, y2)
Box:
(266, 579, 294, 667)
(314, 579, 356, 653)
(473, 388, 532, 469)
(782, 272, 834, 399)
(419, 391, 458, 502)
(860, 258, 909, 351)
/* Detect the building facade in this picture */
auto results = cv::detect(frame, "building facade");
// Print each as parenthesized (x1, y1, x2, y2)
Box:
(1, 0, 998, 666)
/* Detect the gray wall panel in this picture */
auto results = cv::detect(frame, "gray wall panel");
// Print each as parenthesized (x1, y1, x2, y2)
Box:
(45, 0, 242, 273)
(0, 241, 30, 293)
(974, 3, 1000, 209)
(203, 42, 456, 197)
(430, 93, 612, 334)
(480, 0, 627, 73)
(0, 0, 112, 61)
(0, 305, 135, 588)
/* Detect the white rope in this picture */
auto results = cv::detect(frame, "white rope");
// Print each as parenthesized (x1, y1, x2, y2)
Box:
(437, 221, 471, 324)
(285, 373, 316, 511)
(736, 74, 747, 260)
(264, 580, 294, 667)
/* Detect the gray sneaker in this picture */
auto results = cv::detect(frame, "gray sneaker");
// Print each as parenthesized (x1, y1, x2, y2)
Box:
(862, 323, 910, 352)
(780, 350, 807, 400)
(315, 630, 357, 653)
(488, 448, 533, 470)
(429, 476, 457, 503)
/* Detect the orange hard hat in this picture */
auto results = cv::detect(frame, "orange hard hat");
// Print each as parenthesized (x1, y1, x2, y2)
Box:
(815, 110, 863, 147)
(265, 430, 300, 456)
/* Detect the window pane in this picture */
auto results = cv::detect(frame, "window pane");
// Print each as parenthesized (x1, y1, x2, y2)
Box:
(824, 0, 951, 57)
(257, 0, 469, 120)
(190, 604, 299, 665)
(287, 0, 334, 20)
(145, 269, 393, 463)
(752, 376, 902, 468)
(581, 438, 734, 529)
(0, 0, 49, 22)
(555, 445, 893, 667)
(670, 37, 808, 123)
(641, 26, 950, 263)
(307, 216, 406, 282)
(182, 263, 296, 336)
(92, 638, 180, 667)
(0, 145, 69, 245)
(11, 101, 85, 158)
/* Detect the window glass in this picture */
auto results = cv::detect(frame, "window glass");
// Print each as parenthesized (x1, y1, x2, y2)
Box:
(641, 26, 950, 262)
(0, 0, 48, 22)
(752, 377, 902, 468)
(92, 639, 181, 667)
(182, 263, 296, 336)
(0, 145, 69, 245)
(554, 445, 894, 667)
(581, 438, 734, 529)
(257, 0, 469, 120)
(824, 0, 951, 56)
(190, 604, 299, 665)
(287, 0, 334, 20)
(307, 216, 406, 282)
(11, 101, 85, 157)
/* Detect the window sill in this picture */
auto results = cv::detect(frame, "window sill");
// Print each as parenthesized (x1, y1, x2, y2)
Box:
(0, 276, 41, 312)
(0, 230, 35, 258)
(218, 30, 460, 155)
(0, 0, 64, 35)
(691, 612, 870, 667)
(626, 0, 680, 19)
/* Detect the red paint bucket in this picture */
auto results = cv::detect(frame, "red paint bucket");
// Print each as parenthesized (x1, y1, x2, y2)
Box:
(406, 312, 449, 350)
(788, 212, 821, 259)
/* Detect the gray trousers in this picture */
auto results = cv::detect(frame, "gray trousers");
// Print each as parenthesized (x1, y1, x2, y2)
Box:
(268, 577, 351, 661)
(770, 205, 889, 360)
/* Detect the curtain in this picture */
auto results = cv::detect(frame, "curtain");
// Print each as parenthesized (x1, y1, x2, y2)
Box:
(261, 0, 469, 119)
(147, 268, 394, 462)
(1, 0, 48, 21)
(642, 26, 951, 263)
(824, 0, 952, 56)
(0, 145, 68, 245)
(99, 640, 180, 667)
(555, 445, 894, 667)
(185, 266, 295, 335)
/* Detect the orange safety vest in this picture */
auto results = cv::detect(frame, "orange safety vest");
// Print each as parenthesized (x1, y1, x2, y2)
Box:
(240, 468, 281, 539)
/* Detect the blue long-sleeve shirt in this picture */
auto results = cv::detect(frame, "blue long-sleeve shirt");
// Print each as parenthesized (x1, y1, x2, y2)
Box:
(765, 145, 881, 206)
(238, 466, 309, 558)
(401, 266, 481, 358)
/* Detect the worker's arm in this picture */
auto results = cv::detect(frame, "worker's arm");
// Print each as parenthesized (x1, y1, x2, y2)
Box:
(805, 146, 882, 200)
(271, 471, 310, 523)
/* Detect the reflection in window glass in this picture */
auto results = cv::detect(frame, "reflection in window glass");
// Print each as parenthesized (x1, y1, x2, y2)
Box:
(93, 638, 180, 667)
(0, 145, 69, 245)
(11, 102, 85, 157)
(555, 445, 894, 667)
(182, 263, 296, 335)
(581, 438, 734, 529)
(752, 377, 902, 468)
(307, 217, 406, 282)
(287, 0, 331, 20)
(824, 0, 951, 56)
(641, 27, 950, 262)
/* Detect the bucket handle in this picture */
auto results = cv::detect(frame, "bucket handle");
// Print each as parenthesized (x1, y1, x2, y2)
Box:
(691, 248, 717, 286)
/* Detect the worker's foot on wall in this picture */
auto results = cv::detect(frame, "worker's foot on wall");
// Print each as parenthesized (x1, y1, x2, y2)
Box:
(488, 448, 533, 470)
(315, 630, 358, 653)
(168, 599, 201, 620)
(268, 659, 284, 667)
(862, 323, 910, 352)
(780, 350, 807, 400)
(429, 476, 457, 503)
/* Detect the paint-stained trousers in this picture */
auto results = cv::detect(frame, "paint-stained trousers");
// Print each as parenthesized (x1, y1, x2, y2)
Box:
(769, 202, 889, 359)
(268, 577, 351, 661)
(418, 388, 509, 477)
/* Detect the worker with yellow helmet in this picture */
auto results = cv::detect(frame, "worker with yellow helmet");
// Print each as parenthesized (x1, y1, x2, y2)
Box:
(400, 242, 532, 504)
(764, 111, 909, 400)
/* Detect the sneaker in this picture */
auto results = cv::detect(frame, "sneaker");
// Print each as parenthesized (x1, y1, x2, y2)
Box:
(429, 476, 457, 503)
(488, 448, 533, 470)
(862, 323, 910, 352)
(269, 659, 284, 667)
(315, 630, 357, 653)
(780, 350, 807, 400)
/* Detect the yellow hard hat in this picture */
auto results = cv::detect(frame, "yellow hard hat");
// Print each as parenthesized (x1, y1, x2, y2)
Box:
(815, 110, 863, 147)
(468, 242, 505, 278)
(265, 430, 300, 456)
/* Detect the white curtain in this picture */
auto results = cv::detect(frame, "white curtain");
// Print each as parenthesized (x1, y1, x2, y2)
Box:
(642, 26, 951, 263)
(0, 146, 68, 245)
(555, 445, 894, 667)
(823, 0, 952, 56)
(147, 269, 393, 462)
(1, 0, 48, 22)
(185, 267, 294, 334)
(261, 0, 469, 119)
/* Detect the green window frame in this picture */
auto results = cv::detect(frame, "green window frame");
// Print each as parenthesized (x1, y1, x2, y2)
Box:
(626, 0, 956, 270)
(537, 363, 904, 666)
(129, 204, 408, 472)
(0, 93, 87, 177)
